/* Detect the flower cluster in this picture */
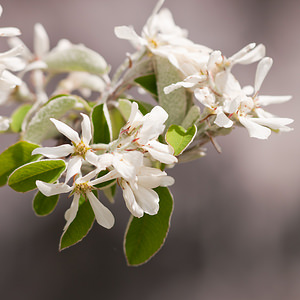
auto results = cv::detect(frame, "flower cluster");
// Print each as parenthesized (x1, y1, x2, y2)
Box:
(0, 0, 294, 263)
(33, 102, 176, 231)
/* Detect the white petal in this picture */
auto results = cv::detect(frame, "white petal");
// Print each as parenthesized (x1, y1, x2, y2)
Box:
(50, 118, 81, 143)
(86, 191, 114, 229)
(239, 116, 271, 139)
(138, 173, 175, 189)
(34, 23, 50, 58)
(90, 169, 120, 186)
(254, 57, 273, 93)
(65, 156, 82, 183)
(257, 95, 292, 106)
(139, 106, 167, 143)
(80, 113, 92, 145)
(231, 44, 265, 65)
(32, 144, 74, 158)
(114, 26, 144, 46)
(122, 181, 144, 218)
(36, 181, 72, 197)
(214, 111, 233, 128)
(63, 193, 80, 231)
(85, 150, 99, 167)
(144, 140, 178, 164)
(0, 27, 21, 37)
(131, 184, 159, 215)
(166, 81, 196, 93)
(250, 117, 293, 130)
(228, 43, 256, 63)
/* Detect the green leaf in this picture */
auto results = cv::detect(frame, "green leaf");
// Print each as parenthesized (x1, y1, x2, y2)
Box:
(11, 104, 32, 133)
(165, 124, 197, 156)
(181, 105, 201, 129)
(8, 159, 66, 193)
(134, 74, 158, 99)
(0, 141, 40, 187)
(124, 186, 174, 266)
(33, 191, 59, 216)
(45, 44, 109, 75)
(23, 95, 83, 144)
(59, 197, 95, 251)
(92, 103, 111, 144)
(109, 106, 126, 140)
(154, 56, 187, 128)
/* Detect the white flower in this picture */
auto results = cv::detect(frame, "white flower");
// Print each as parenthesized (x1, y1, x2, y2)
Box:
(114, 0, 211, 74)
(32, 113, 99, 182)
(36, 170, 115, 231)
(120, 165, 174, 218)
(233, 58, 293, 139)
(92, 163, 175, 218)
(119, 102, 178, 164)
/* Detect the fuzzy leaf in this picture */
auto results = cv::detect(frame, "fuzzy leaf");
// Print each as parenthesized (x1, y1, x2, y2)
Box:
(23, 95, 84, 144)
(124, 186, 173, 266)
(166, 124, 197, 156)
(33, 191, 59, 216)
(154, 56, 187, 128)
(45, 44, 109, 75)
(8, 159, 66, 192)
(59, 196, 95, 251)
(0, 141, 40, 187)
(181, 105, 201, 129)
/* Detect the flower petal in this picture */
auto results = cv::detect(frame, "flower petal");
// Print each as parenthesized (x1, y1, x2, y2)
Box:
(122, 181, 144, 218)
(36, 181, 72, 197)
(144, 140, 177, 164)
(131, 184, 159, 215)
(50, 118, 81, 143)
(86, 191, 114, 229)
(254, 57, 273, 93)
(214, 111, 233, 128)
(65, 156, 82, 183)
(34, 23, 49, 58)
(239, 116, 271, 139)
(32, 144, 74, 158)
(257, 95, 292, 106)
(63, 193, 80, 231)
(80, 113, 92, 145)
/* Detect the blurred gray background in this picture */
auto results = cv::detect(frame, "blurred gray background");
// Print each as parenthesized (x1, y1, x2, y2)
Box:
(0, 0, 299, 299)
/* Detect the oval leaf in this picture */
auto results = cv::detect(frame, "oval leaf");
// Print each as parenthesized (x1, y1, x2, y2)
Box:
(59, 197, 95, 251)
(45, 44, 108, 75)
(124, 186, 173, 266)
(166, 124, 197, 156)
(23, 95, 82, 144)
(92, 103, 111, 144)
(8, 159, 66, 193)
(11, 104, 32, 133)
(33, 191, 59, 216)
(154, 56, 187, 128)
(0, 141, 40, 187)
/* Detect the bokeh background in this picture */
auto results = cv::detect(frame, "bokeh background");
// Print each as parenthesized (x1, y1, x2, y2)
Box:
(0, 0, 299, 299)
